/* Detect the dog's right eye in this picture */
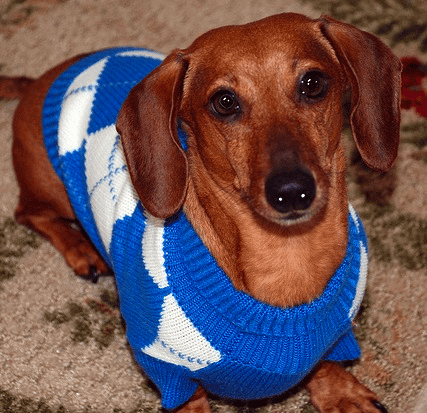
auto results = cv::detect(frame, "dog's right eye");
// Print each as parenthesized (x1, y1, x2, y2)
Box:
(299, 71, 329, 101)
(210, 90, 241, 118)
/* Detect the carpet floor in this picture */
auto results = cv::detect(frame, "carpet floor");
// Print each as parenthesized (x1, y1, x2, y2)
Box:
(0, 0, 426, 412)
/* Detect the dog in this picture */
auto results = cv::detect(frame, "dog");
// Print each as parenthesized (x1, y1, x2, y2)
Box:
(1, 12, 400, 413)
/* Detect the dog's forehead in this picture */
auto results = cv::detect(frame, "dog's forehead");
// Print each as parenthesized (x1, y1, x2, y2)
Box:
(185, 13, 340, 86)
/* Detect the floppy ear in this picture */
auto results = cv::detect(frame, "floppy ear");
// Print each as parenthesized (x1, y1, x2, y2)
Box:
(116, 50, 189, 218)
(319, 15, 402, 171)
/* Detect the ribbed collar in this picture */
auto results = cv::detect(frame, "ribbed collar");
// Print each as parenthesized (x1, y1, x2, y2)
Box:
(162, 205, 367, 339)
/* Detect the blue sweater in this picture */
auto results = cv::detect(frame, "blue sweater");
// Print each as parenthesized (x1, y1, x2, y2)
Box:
(42, 48, 368, 410)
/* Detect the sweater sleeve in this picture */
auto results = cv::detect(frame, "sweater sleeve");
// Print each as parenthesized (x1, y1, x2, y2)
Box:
(324, 327, 361, 362)
(133, 351, 199, 410)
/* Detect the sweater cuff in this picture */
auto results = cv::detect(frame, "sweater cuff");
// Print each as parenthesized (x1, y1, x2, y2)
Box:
(134, 352, 199, 410)
(325, 328, 361, 362)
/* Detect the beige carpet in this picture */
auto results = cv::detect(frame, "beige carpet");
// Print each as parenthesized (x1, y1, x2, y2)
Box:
(1, 0, 427, 412)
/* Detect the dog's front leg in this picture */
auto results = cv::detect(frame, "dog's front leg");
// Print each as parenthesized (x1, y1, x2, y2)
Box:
(174, 387, 211, 413)
(305, 361, 388, 413)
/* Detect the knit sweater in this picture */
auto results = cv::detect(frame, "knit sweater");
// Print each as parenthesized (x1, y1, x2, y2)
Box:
(42, 47, 369, 410)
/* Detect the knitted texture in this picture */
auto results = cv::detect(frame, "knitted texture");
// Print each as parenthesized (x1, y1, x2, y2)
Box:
(42, 48, 368, 410)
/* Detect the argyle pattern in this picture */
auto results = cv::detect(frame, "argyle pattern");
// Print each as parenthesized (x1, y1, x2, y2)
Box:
(42, 48, 368, 410)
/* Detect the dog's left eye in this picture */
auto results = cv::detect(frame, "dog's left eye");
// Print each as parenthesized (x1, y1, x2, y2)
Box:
(299, 71, 328, 100)
(210, 90, 241, 118)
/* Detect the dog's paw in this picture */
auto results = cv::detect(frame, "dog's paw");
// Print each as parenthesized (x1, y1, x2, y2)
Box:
(306, 362, 388, 413)
(312, 398, 388, 413)
(64, 238, 110, 281)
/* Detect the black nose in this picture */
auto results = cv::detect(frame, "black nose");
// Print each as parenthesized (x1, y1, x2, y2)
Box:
(265, 170, 316, 214)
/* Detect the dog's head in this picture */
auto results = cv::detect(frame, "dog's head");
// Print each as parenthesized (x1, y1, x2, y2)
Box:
(117, 13, 401, 226)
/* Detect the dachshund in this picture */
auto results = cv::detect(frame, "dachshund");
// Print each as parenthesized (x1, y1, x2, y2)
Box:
(1, 13, 400, 413)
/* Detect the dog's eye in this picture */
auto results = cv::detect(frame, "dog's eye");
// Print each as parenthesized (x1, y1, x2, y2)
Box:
(299, 71, 328, 100)
(210, 90, 241, 117)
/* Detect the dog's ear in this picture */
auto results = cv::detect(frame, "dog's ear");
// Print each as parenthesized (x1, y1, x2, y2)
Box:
(116, 50, 188, 219)
(319, 15, 402, 171)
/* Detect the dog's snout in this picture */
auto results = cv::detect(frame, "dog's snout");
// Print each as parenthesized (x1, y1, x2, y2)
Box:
(265, 170, 316, 214)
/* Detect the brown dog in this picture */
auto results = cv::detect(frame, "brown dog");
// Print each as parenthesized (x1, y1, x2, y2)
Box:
(2, 13, 400, 413)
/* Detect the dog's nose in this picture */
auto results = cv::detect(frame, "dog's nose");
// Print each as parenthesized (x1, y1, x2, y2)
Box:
(265, 170, 316, 214)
